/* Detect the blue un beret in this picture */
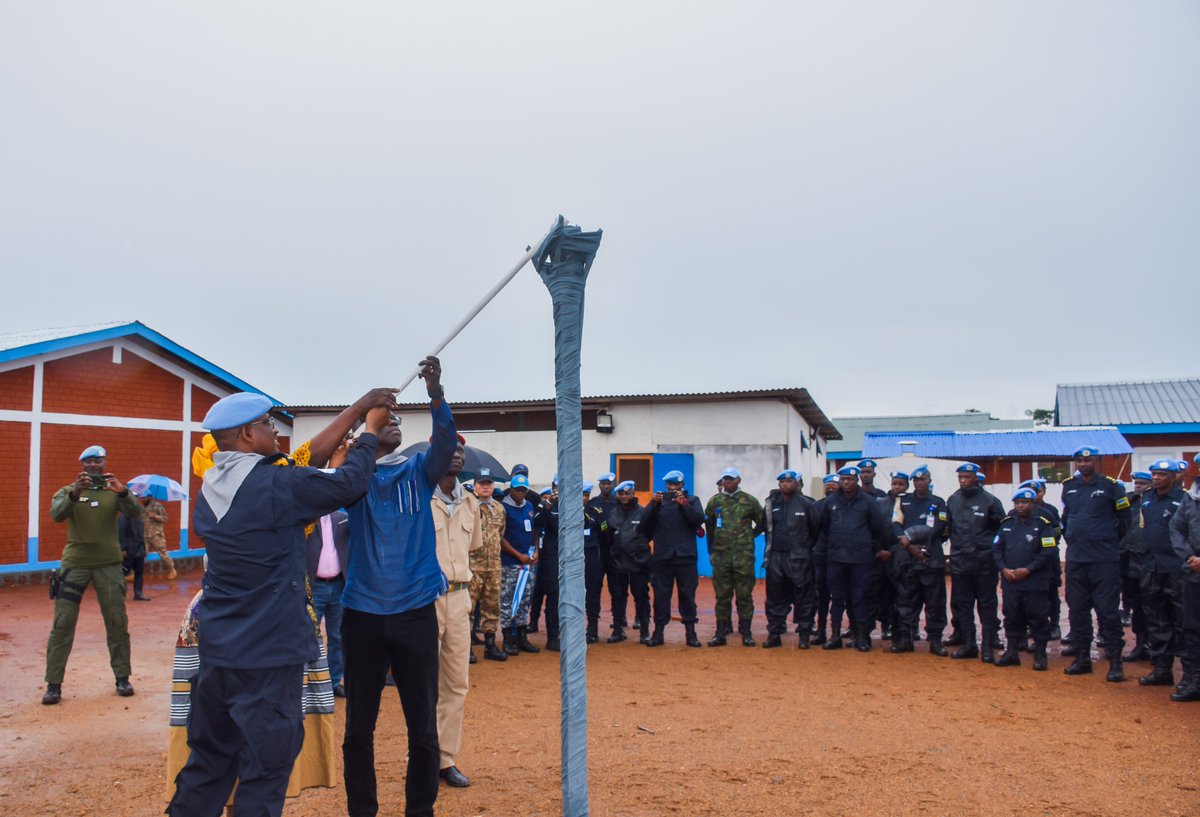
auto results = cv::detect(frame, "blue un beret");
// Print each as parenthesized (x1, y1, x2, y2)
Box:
(615, 480, 636, 492)
(662, 470, 685, 484)
(720, 467, 741, 480)
(1131, 471, 1152, 481)
(777, 469, 799, 481)
(1012, 488, 1038, 501)
(79, 445, 107, 461)
(822, 474, 840, 485)
(956, 462, 981, 474)
(203, 393, 274, 432)
(1150, 459, 1180, 472)
(582, 481, 594, 494)
(597, 472, 616, 483)
(889, 471, 911, 481)
(857, 459, 878, 469)
(910, 465, 930, 478)
(837, 465, 861, 478)
(1073, 447, 1099, 459)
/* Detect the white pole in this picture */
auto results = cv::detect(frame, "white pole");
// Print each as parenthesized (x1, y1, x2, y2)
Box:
(395, 217, 563, 394)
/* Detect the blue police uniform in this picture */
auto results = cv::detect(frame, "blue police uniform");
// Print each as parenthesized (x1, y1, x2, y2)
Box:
(169, 427, 379, 817)
(945, 481, 1006, 659)
(818, 484, 895, 650)
(993, 511, 1060, 649)
(644, 487, 705, 640)
(894, 489, 949, 649)
(1139, 484, 1187, 681)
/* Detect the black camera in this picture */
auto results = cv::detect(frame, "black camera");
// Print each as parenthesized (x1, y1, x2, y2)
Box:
(89, 474, 109, 490)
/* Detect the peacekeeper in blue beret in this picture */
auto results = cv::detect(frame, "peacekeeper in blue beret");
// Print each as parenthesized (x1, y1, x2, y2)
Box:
(761, 470, 820, 649)
(603, 479, 655, 644)
(944, 463, 1006, 663)
(645, 471, 705, 647)
(704, 467, 766, 647)
(817, 465, 896, 651)
(1118, 472, 1154, 662)
(1060, 446, 1132, 682)
(1017, 478, 1065, 644)
(168, 384, 397, 817)
(810, 474, 841, 645)
(870, 470, 909, 646)
(892, 464, 951, 655)
(585, 472, 621, 640)
(1135, 460, 1188, 688)
(992, 489, 1061, 670)
(1170, 453, 1200, 701)
(856, 459, 887, 500)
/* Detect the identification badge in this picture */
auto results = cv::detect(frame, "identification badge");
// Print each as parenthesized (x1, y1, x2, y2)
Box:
(716, 517, 723, 529)
(585, 529, 591, 537)
(90, 501, 100, 508)
(524, 519, 532, 532)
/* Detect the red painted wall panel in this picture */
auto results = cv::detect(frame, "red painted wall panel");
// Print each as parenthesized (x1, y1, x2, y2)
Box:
(0, 366, 34, 411)
(0, 422, 31, 564)
(43, 348, 183, 420)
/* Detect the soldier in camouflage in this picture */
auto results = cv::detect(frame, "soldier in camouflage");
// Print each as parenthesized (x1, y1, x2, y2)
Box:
(704, 467, 765, 647)
(140, 495, 175, 579)
(470, 470, 507, 661)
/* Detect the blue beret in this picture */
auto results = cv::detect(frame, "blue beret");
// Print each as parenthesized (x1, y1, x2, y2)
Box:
(582, 481, 594, 493)
(203, 392, 274, 431)
(777, 470, 799, 481)
(511, 463, 530, 476)
(662, 470, 685, 483)
(539, 486, 554, 496)
(615, 480, 636, 492)
(857, 459, 878, 468)
(79, 445, 107, 461)
(889, 471, 911, 481)
(1073, 447, 1099, 459)
(1131, 471, 1152, 481)
(1012, 488, 1037, 501)
(910, 465, 930, 478)
(822, 474, 840, 484)
(510, 474, 530, 489)
(837, 465, 860, 477)
(1177, 460, 1189, 471)
(956, 462, 981, 474)
(597, 472, 616, 482)
(1150, 458, 1180, 472)
(720, 467, 741, 480)
(977, 472, 987, 483)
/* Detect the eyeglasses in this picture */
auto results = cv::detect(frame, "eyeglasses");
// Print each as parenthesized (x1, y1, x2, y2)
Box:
(249, 417, 277, 431)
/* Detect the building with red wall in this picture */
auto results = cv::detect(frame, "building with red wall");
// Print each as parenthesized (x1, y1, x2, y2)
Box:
(0, 321, 289, 575)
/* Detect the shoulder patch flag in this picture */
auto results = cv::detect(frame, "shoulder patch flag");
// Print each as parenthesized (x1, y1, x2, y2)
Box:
(1115, 496, 1131, 510)
(1041, 537, 1057, 548)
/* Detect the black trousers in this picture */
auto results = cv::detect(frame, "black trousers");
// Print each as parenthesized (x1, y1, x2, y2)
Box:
(827, 561, 873, 631)
(610, 567, 651, 630)
(1048, 559, 1062, 632)
(869, 560, 897, 629)
(1002, 587, 1051, 644)
(342, 604, 439, 817)
(1182, 581, 1200, 672)
(1139, 571, 1183, 660)
(1066, 560, 1124, 652)
(122, 552, 145, 596)
(897, 568, 947, 640)
(1124, 568, 1148, 644)
(651, 557, 699, 628)
(765, 550, 814, 635)
(813, 557, 830, 631)
(949, 570, 999, 644)
(585, 547, 603, 623)
(168, 663, 304, 817)
(534, 555, 560, 638)
(601, 542, 625, 627)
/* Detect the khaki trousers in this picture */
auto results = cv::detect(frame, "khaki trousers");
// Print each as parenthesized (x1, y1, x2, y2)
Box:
(435, 587, 472, 769)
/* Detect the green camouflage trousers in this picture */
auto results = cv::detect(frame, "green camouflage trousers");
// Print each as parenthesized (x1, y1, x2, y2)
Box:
(470, 569, 502, 635)
(45, 563, 130, 684)
(711, 546, 756, 625)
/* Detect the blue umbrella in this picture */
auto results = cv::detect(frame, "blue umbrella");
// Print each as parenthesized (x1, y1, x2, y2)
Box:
(126, 474, 188, 501)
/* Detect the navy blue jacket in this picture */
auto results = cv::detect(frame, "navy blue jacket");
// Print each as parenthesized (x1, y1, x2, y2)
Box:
(536, 500, 560, 563)
(643, 493, 703, 561)
(1061, 474, 1130, 563)
(1141, 486, 1186, 574)
(818, 487, 895, 565)
(897, 491, 948, 572)
(992, 513, 1060, 593)
(945, 486, 1005, 575)
(763, 490, 818, 557)
(606, 499, 654, 571)
(194, 435, 378, 669)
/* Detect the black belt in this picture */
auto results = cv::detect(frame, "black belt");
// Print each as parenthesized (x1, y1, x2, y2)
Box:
(314, 574, 343, 583)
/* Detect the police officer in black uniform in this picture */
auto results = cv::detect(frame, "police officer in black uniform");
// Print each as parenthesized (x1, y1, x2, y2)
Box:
(587, 472, 620, 638)
(644, 470, 705, 648)
(1019, 479, 1064, 644)
(1060, 446, 1132, 681)
(1137, 460, 1188, 686)
(945, 463, 1005, 663)
(993, 488, 1060, 670)
(761, 470, 819, 649)
(1122, 472, 1153, 661)
(604, 480, 654, 644)
(810, 474, 840, 645)
(892, 465, 949, 655)
(1170, 453, 1200, 701)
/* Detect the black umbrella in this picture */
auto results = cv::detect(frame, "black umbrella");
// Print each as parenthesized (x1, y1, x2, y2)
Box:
(396, 441, 510, 482)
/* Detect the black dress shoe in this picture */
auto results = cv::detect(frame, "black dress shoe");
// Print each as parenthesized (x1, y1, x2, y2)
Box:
(762, 634, 782, 649)
(944, 631, 965, 647)
(469, 650, 478, 664)
(440, 766, 471, 787)
(133, 593, 151, 601)
(115, 678, 135, 697)
(42, 684, 62, 705)
(333, 683, 346, 698)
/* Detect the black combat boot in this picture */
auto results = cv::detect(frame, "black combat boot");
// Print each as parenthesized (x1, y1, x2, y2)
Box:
(546, 635, 561, 652)
(1061, 640, 1086, 657)
(586, 618, 599, 644)
(685, 624, 701, 648)
(951, 637, 978, 660)
(823, 632, 843, 650)
(639, 622, 651, 645)
(483, 633, 507, 662)
(980, 634, 996, 665)
(1179, 660, 1194, 693)
(470, 649, 477, 665)
(929, 637, 948, 657)
(1138, 657, 1174, 686)
(1049, 624, 1062, 642)
(42, 684, 62, 705)
(740, 620, 755, 647)
(1032, 642, 1048, 671)
(1105, 648, 1125, 683)
(517, 626, 540, 653)
(812, 612, 828, 646)
(504, 627, 520, 656)
(797, 629, 811, 650)
(994, 645, 1021, 667)
(1064, 650, 1092, 676)
(707, 621, 729, 647)
(944, 630, 965, 647)
(1125, 638, 1150, 662)
(607, 626, 627, 644)
(647, 627, 664, 647)
(1170, 673, 1200, 702)
(854, 624, 872, 653)
(762, 633, 782, 649)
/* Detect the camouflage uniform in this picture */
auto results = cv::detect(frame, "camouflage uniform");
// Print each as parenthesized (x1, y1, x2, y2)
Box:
(470, 498, 506, 635)
(141, 498, 175, 578)
(705, 491, 765, 632)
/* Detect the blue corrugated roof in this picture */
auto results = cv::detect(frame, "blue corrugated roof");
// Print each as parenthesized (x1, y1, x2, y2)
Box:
(862, 427, 1132, 459)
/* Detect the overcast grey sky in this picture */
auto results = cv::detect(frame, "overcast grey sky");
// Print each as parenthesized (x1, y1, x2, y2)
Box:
(2, 3, 1197, 419)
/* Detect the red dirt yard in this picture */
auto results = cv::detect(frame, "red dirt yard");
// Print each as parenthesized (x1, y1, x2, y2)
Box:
(1, 570, 1197, 817)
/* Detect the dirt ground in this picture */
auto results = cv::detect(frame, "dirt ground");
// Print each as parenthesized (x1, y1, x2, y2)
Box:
(2, 568, 1198, 817)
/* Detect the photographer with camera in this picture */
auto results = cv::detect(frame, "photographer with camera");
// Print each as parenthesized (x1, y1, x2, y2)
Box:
(42, 445, 142, 705)
(644, 471, 705, 647)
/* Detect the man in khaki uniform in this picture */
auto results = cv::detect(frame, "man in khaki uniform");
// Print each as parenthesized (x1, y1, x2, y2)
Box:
(431, 441, 480, 788)
(139, 495, 176, 579)
(471, 469, 507, 661)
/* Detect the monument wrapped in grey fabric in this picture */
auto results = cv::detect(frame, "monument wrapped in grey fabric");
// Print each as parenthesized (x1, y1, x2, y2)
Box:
(534, 214, 603, 817)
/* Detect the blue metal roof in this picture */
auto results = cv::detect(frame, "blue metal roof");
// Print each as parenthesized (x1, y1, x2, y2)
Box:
(0, 321, 281, 404)
(862, 427, 1132, 459)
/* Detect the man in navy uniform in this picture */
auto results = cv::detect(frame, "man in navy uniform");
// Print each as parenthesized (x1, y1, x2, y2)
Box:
(1019, 478, 1064, 643)
(945, 463, 1005, 663)
(1121, 472, 1153, 662)
(1137, 460, 1187, 687)
(892, 465, 949, 655)
(811, 473, 839, 644)
(818, 465, 895, 651)
(167, 388, 393, 817)
(1170, 453, 1200, 701)
(761, 470, 819, 648)
(993, 488, 1060, 670)
(645, 471, 705, 647)
(1061, 446, 1132, 681)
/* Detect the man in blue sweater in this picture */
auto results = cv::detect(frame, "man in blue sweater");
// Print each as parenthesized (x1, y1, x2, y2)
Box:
(341, 357, 458, 817)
